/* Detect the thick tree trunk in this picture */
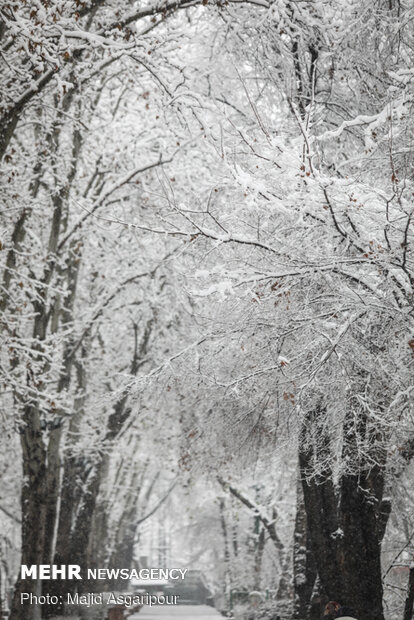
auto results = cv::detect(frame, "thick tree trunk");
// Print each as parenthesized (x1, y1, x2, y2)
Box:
(46, 457, 112, 611)
(104, 463, 143, 591)
(58, 460, 104, 593)
(338, 471, 384, 620)
(298, 406, 387, 620)
(88, 501, 110, 574)
(107, 518, 136, 591)
(337, 405, 387, 620)
(298, 409, 343, 602)
(309, 576, 325, 620)
(293, 476, 317, 619)
(9, 407, 47, 620)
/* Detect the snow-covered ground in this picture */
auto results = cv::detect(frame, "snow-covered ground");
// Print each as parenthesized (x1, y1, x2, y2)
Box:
(130, 604, 222, 619)
(49, 606, 223, 620)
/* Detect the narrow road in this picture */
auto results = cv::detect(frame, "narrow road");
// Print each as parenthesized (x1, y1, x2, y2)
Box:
(130, 604, 222, 619)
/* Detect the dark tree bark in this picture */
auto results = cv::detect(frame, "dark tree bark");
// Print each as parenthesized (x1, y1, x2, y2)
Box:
(403, 567, 414, 620)
(299, 406, 388, 620)
(9, 405, 48, 620)
(298, 409, 343, 602)
(293, 476, 317, 620)
(51, 458, 104, 600)
(46, 321, 152, 614)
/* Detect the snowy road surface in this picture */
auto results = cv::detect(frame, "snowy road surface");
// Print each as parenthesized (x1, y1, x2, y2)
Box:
(130, 604, 222, 619)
